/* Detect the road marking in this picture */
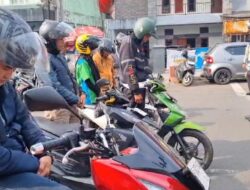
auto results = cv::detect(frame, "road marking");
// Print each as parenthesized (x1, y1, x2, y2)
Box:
(230, 83, 246, 97)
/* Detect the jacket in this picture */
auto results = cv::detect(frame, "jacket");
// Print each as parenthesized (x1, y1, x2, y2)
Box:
(75, 56, 97, 105)
(119, 34, 149, 92)
(93, 51, 116, 88)
(0, 82, 45, 176)
(49, 53, 79, 105)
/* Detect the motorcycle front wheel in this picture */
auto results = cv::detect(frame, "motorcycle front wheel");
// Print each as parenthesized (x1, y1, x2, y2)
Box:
(167, 129, 213, 170)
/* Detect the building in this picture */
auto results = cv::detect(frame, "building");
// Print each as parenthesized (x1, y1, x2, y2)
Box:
(0, 0, 103, 31)
(222, 0, 250, 42)
(105, 0, 224, 48)
(104, 0, 148, 39)
(155, 0, 224, 48)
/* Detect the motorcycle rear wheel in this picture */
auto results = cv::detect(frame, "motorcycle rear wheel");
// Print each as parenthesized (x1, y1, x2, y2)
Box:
(167, 129, 213, 170)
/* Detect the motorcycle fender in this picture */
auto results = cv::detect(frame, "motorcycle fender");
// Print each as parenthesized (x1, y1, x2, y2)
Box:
(173, 121, 205, 134)
(78, 108, 107, 129)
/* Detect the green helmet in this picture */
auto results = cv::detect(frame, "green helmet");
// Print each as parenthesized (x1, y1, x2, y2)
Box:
(133, 17, 158, 39)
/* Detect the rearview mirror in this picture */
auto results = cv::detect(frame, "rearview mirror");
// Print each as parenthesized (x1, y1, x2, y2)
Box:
(23, 86, 69, 111)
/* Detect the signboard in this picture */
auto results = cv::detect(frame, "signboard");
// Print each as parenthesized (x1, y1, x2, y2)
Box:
(224, 20, 249, 35)
(166, 48, 208, 70)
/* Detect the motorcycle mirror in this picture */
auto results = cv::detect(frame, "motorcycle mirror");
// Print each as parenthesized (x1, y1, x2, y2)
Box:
(23, 86, 83, 123)
(24, 86, 69, 111)
(96, 78, 110, 89)
(144, 67, 153, 75)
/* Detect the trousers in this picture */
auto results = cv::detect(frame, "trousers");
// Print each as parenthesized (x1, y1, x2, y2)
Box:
(0, 172, 71, 190)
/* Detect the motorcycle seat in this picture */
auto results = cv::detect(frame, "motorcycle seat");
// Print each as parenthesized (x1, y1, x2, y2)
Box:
(33, 116, 79, 137)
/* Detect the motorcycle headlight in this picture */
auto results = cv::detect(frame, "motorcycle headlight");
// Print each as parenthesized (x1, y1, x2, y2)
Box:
(139, 179, 165, 190)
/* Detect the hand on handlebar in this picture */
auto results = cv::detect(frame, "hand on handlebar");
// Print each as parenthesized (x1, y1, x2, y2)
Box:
(78, 94, 86, 108)
(37, 156, 52, 177)
(134, 93, 144, 104)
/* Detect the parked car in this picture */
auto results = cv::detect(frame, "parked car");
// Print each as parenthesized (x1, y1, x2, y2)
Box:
(203, 42, 248, 84)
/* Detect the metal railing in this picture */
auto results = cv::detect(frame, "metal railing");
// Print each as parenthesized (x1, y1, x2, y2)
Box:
(157, 2, 222, 15)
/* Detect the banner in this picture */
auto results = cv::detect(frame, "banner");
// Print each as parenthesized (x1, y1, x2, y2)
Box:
(224, 20, 249, 35)
(166, 48, 208, 70)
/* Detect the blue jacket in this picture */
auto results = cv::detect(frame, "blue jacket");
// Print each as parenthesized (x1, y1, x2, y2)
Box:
(0, 82, 46, 176)
(49, 54, 79, 105)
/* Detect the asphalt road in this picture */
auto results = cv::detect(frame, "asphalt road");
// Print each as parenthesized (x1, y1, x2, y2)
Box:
(166, 77, 250, 190)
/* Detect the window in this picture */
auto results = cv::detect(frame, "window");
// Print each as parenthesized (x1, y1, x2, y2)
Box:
(165, 39, 173, 46)
(165, 29, 174, 36)
(188, 0, 196, 12)
(187, 38, 196, 48)
(200, 27, 209, 34)
(201, 38, 208, 47)
(162, 0, 171, 14)
(225, 46, 246, 55)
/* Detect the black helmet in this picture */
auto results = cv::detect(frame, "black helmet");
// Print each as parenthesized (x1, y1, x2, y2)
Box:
(0, 8, 49, 71)
(99, 38, 115, 54)
(182, 50, 188, 59)
(39, 19, 73, 43)
(39, 20, 73, 55)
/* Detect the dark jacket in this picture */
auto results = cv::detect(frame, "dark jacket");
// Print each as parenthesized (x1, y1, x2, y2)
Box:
(119, 34, 149, 93)
(0, 82, 45, 176)
(49, 53, 79, 105)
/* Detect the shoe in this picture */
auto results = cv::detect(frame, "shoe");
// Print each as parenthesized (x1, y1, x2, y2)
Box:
(246, 92, 250, 95)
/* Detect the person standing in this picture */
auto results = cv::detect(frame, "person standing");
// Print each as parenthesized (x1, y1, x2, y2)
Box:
(39, 20, 85, 123)
(243, 44, 250, 95)
(75, 34, 100, 105)
(119, 17, 157, 108)
(93, 38, 116, 89)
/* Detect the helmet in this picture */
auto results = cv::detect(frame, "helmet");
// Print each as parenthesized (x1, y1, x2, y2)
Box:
(182, 50, 188, 59)
(39, 19, 73, 43)
(0, 8, 49, 72)
(75, 34, 100, 55)
(39, 20, 73, 55)
(133, 17, 158, 40)
(99, 38, 115, 54)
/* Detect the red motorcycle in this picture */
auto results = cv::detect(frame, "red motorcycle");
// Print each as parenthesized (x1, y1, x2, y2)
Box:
(26, 86, 209, 190)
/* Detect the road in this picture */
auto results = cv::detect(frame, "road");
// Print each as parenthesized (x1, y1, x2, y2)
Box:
(166, 77, 250, 190)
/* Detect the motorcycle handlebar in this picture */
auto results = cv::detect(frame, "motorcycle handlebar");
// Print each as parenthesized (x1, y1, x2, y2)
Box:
(96, 95, 109, 102)
(30, 132, 78, 155)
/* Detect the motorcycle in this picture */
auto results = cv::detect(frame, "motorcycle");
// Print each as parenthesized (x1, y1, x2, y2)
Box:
(24, 86, 209, 190)
(144, 67, 213, 169)
(176, 57, 196, 86)
(79, 74, 213, 170)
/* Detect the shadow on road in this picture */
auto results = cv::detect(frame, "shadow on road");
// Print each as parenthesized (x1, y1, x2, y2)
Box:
(184, 107, 216, 118)
(208, 140, 250, 190)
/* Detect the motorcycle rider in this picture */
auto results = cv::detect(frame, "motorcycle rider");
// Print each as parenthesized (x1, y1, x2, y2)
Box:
(119, 17, 157, 109)
(93, 38, 116, 89)
(75, 34, 100, 105)
(39, 20, 85, 123)
(0, 8, 70, 190)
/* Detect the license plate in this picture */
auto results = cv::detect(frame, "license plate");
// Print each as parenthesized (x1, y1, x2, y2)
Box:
(187, 158, 210, 190)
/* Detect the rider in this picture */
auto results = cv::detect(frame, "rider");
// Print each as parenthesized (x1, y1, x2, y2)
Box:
(0, 8, 70, 190)
(75, 34, 100, 105)
(93, 38, 116, 89)
(39, 20, 85, 123)
(119, 17, 157, 109)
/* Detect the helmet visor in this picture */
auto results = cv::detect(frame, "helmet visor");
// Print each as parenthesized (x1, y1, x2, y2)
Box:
(0, 32, 51, 85)
(48, 22, 74, 40)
